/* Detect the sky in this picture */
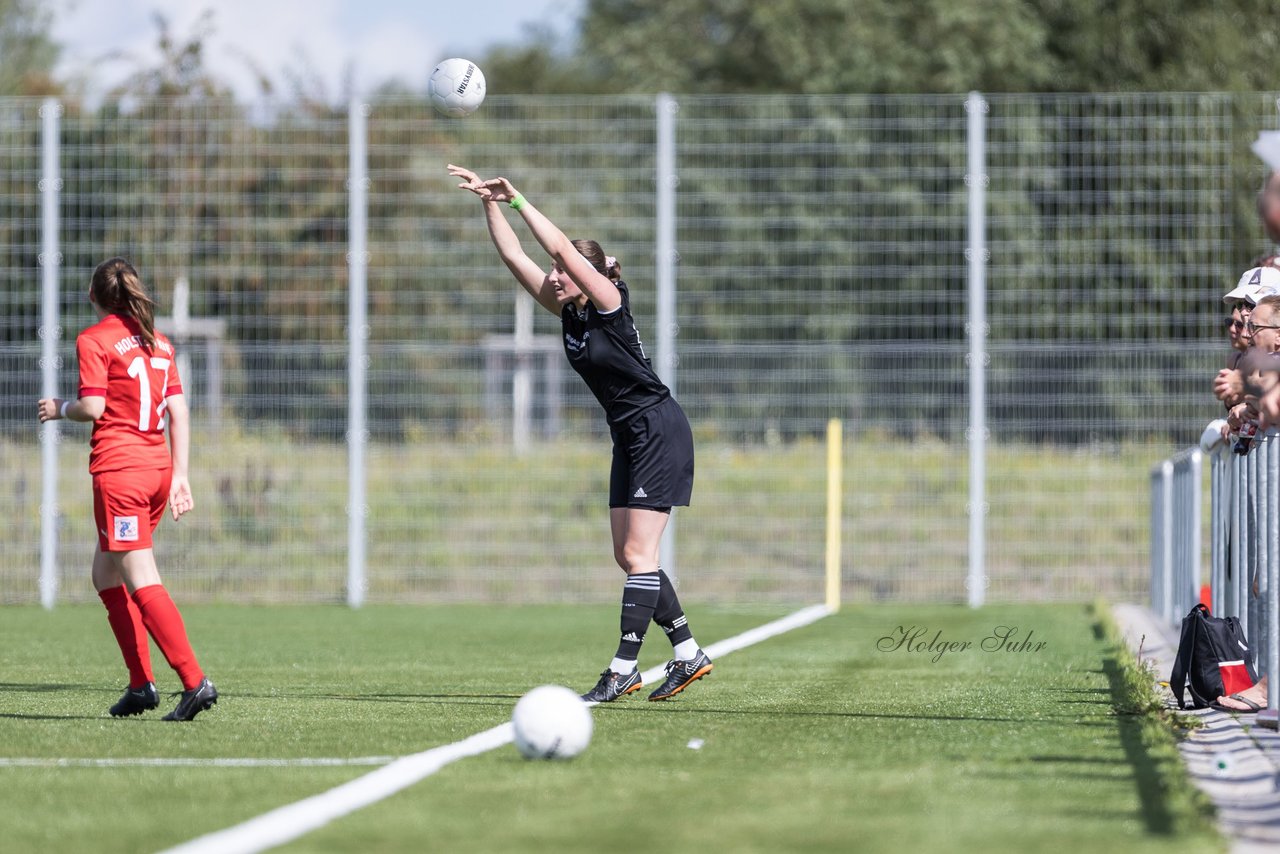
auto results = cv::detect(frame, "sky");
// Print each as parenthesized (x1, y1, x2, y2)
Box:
(47, 0, 584, 101)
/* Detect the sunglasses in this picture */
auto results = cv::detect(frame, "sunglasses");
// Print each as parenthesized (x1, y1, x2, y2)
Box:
(1226, 318, 1246, 331)
(1247, 321, 1280, 334)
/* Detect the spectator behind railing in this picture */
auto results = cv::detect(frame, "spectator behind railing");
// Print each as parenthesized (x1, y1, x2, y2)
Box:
(1248, 291, 1280, 431)
(1213, 292, 1280, 711)
(1214, 269, 1280, 452)
(1213, 300, 1251, 406)
(1191, 192, 1280, 713)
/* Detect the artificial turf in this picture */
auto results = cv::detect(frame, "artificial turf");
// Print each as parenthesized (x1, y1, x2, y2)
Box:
(0, 601, 1221, 853)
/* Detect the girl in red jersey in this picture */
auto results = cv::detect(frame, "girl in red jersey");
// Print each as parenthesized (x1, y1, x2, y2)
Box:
(37, 257, 217, 721)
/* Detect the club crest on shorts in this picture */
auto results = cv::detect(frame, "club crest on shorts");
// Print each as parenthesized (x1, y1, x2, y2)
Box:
(114, 515, 139, 542)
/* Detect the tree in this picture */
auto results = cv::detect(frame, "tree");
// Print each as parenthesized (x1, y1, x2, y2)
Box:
(106, 11, 231, 102)
(0, 0, 60, 95)
(571, 0, 1050, 93)
(482, 0, 1280, 95)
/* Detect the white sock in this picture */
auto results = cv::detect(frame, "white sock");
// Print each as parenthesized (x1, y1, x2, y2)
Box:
(610, 657, 637, 675)
(673, 639, 699, 661)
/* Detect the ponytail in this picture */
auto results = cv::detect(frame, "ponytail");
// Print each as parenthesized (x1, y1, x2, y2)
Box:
(570, 239, 622, 282)
(90, 258, 157, 350)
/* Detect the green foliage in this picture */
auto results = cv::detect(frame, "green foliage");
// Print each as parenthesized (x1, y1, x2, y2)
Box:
(3, 4, 1276, 444)
(104, 11, 232, 102)
(1035, 0, 1280, 92)
(0, 0, 59, 96)
(568, 0, 1049, 93)
(481, 0, 1280, 95)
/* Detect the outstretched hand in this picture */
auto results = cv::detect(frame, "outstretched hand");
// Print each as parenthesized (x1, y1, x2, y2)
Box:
(478, 177, 519, 203)
(447, 163, 492, 199)
(446, 165, 521, 206)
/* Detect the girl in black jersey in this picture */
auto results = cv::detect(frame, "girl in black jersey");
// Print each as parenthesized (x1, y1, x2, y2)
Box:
(449, 164, 713, 702)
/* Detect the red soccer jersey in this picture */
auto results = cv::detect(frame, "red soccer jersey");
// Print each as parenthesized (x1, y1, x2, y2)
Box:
(76, 313, 184, 474)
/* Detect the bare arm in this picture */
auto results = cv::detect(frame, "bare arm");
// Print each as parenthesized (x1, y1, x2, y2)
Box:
(481, 197, 561, 314)
(37, 395, 105, 422)
(165, 393, 194, 520)
(480, 177, 622, 314)
(448, 164, 560, 315)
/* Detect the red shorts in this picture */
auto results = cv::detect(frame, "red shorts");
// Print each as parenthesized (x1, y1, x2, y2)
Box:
(92, 468, 171, 552)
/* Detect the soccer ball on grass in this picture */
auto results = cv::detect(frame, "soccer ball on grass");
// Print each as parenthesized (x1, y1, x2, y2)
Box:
(428, 58, 486, 117)
(511, 685, 593, 760)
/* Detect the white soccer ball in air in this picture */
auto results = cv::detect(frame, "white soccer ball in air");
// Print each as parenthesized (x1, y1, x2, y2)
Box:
(428, 58, 486, 117)
(511, 685, 593, 760)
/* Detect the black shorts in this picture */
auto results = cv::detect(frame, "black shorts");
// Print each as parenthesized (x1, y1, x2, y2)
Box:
(608, 397, 695, 510)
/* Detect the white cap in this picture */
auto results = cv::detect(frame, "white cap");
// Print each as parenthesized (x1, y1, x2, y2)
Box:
(1249, 284, 1280, 306)
(1224, 267, 1280, 304)
(1200, 419, 1229, 454)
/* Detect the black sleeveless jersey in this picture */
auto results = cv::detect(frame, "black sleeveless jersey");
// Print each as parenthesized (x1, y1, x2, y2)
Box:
(561, 280, 670, 427)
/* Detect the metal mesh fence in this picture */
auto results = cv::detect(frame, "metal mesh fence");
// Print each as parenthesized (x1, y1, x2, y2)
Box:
(984, 93, 1236, 600)
(0, 99, 43, 603)
(0, 92, 1266, 605)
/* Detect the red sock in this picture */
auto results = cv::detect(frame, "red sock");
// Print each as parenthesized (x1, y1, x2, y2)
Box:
(98, 585, 154, 688)
(132, 584, 204, 691)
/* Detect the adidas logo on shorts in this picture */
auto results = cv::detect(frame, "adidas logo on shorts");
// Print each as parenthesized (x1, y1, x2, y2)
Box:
(633, 487, 647, 499)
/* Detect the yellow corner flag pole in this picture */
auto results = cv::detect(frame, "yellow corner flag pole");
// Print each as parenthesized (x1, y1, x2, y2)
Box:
(825, 418, 842, 613)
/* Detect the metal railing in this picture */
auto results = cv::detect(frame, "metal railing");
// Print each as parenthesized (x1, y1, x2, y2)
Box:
(1150, 448, 1202, 626)
(1155, 437, 1280, 724)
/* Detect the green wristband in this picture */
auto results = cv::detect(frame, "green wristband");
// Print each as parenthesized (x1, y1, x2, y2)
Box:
(509, 194, 526, 211)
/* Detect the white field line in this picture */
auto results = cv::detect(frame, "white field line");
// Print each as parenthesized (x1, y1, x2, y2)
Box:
(0, 757, 396, 768)
(158, 603, 834, 854)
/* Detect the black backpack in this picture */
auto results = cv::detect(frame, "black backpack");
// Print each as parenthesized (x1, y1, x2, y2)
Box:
(1169, 603, 1258, 710)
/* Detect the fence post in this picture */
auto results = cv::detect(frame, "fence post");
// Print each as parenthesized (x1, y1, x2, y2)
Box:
(1250, 446, 1262, 642)
(39, 97, 62, 611)
(1239, 451, 1251, 639)
(825, 418, 843, 613)
(655, 92, 679, 583)
(1161, 461, 1174, 622)
(965, 91, 988, 608)
(346, 101, 369, 608)
(1226, 450, 1235, 615)
(1211, 453, 1224, 617)
(1258, 439, 1271, 680)
(1157, 463, 1167, 617)
(1265, 435, 1280, 728)
(1182, 450, 1192, 617)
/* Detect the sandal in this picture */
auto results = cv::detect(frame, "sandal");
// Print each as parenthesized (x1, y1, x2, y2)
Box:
(1213, 693, 1264, 712)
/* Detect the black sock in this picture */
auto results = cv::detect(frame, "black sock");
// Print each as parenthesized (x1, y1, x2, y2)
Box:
(614, 572, 661, 665)
(654, 569, 694, 647)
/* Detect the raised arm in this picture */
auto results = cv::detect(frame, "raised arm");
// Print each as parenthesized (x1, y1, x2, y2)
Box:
(448, 164, 560, 315)
(479, 177, 622, 314)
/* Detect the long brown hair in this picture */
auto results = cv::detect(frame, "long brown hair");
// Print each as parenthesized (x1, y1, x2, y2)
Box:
(90, 257, 157, 350)
(571, 239, 622, 282)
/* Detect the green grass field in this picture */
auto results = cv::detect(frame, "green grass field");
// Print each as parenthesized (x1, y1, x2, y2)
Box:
(0, 601, 1220, 853)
